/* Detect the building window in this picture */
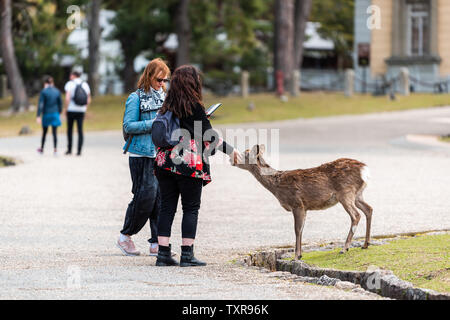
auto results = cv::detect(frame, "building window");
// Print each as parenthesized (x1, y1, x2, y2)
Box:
(406, 0, 430, 56)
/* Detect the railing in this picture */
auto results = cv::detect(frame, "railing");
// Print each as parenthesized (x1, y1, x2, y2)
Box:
(299, 70, 448, 95)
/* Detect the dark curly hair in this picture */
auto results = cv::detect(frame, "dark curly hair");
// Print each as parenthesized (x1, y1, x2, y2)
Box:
(159, 65, 204, 118)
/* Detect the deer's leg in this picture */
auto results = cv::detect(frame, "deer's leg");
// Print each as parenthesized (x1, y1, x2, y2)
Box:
(355, 195, 373, 249)
(292, 207, 307, 260)
(340, 198, 361, 253)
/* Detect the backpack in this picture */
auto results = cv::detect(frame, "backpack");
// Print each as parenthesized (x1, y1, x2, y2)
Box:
(73, 82, 88, 106)
(151, 110, 181, 148)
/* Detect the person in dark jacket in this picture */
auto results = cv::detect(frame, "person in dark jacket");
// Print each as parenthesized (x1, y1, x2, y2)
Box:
(36, 76, 62, 155)
(154, 65, 242, 267)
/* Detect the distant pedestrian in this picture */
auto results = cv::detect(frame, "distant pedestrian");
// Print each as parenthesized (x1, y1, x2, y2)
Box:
(64, 71, 91, 156)
(117, 58, 171, 257)
(36, 76, 62, 155)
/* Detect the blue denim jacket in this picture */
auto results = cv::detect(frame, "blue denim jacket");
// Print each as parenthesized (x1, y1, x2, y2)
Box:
(123, 88, 165, 157)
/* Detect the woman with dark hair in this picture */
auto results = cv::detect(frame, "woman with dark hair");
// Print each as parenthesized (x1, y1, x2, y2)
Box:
(36, 76, 62, 155)
(154, 65, 241, 267)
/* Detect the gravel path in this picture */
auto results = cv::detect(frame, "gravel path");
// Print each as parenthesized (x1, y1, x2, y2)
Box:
(1, 106, 449, 299)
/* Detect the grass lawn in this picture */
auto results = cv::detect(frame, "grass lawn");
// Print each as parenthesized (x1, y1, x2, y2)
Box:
(0, 156, 16, 167)
(300, 233, 450, 293)
(440, 135, 450, 143)
(1, 92, 450, 137)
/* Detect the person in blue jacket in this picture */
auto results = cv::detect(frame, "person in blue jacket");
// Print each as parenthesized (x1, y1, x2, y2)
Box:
(116, 58, 171, 257)
(36, 76, 62, 155)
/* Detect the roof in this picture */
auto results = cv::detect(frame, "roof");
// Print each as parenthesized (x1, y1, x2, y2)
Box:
(304, 22, 334, 50)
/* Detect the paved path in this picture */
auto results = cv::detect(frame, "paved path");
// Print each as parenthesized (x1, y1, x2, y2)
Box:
(1, 106, 450, 299)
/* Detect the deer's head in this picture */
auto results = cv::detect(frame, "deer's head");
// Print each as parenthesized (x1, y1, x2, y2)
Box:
(234, 144, 267, 170)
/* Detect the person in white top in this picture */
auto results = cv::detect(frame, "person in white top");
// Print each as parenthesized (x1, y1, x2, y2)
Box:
(63, 71, 91, 156)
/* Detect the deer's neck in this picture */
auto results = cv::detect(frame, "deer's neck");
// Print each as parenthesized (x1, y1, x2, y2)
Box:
(249, 164, 278, 191)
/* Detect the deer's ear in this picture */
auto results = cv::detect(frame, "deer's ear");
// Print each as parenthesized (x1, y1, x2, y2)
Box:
(258, 144, 266, 155)
(251, 144, 259, 155)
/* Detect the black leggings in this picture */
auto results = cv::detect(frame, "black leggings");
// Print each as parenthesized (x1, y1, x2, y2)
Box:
(67, 112, 84, 154)
(155, 168, 203, 239)
(41, 126, 57, 149)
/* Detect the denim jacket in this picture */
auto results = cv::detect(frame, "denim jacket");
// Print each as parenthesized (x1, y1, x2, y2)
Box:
(123, 88, 165, 157)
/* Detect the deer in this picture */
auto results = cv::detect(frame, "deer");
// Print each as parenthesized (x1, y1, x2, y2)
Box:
(233, 144, 373, 260)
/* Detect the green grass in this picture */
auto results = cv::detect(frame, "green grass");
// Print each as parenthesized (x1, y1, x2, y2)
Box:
(440, 136, 450, 143)
(209, 92, 450, 124)
(0, 156, 16, 167)
(300, 233, 450, 293)
(1, 92, 450, 137)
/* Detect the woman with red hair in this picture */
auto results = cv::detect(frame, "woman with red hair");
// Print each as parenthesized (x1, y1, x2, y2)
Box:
(117, 58, 171, 257)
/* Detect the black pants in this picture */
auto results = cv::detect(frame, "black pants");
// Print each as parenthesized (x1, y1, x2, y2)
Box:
(41, 126, 57, 149)
(121, 157, 160, 244)
(67, 112, 84, 154)
(155, 168, 203, 239)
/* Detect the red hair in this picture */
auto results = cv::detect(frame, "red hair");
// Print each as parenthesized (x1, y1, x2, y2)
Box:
(137, 58, 171, 92)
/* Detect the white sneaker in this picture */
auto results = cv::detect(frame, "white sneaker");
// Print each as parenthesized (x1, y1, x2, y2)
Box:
(149, 243, 158, 256)
(116, 238, 140, 256)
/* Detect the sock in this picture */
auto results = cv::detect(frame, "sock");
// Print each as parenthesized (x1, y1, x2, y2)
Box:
(119, 234, 130, 242)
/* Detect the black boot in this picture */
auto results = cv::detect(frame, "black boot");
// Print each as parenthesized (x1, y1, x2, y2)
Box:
(156, 244, 179, 266)
(180, 245, 206, 267)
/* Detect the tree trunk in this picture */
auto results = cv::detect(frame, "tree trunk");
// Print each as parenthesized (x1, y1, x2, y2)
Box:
(274, 0, 295, 95)
(175, 0, 191, 67)
(0, 0, 29, 112)
(337, 53, 344, 71)
(88, 0, 102, 97)
(294, 0, 312, 69)
(123, 53, 136, 93)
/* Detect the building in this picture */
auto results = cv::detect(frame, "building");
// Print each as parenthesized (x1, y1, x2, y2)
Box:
(64, 10, 177, 95)
(300, 22, 347, 91)
(354, 0, 450, 93)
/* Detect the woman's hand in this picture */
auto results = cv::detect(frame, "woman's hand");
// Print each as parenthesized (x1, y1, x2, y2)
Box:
(229, 149, 243, 166)
(36, 117, 41, 125)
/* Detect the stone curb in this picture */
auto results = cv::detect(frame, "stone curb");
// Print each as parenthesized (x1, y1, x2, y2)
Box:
(406, 134, 450, 149)
(244, 249, 450, 300)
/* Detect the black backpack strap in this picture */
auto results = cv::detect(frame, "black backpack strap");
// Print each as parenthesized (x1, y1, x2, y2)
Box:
(123, 136, 132, 154)
(123, 89, 141, 155)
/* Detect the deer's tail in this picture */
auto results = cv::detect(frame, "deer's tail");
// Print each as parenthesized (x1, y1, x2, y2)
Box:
(360, 165, 371, 184)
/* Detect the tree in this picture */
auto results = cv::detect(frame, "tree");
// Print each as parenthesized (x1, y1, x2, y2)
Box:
(0, 0, 28, 112)
(294, 0, 312, 70)
(189, 0, 272, 93)
(310, 0, 354, 70)
(274, 0, 294, 95)
(10, 0, 84, 93)
(88, 0, 102, 97)
(175, 0, 190, 67)
(106, 0, 173, 92)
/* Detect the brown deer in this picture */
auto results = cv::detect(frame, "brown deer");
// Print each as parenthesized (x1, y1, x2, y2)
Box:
(233, 145, 373, 260)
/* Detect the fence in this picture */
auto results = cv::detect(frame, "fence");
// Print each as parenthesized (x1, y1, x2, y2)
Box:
(249, 68, 450, 97)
